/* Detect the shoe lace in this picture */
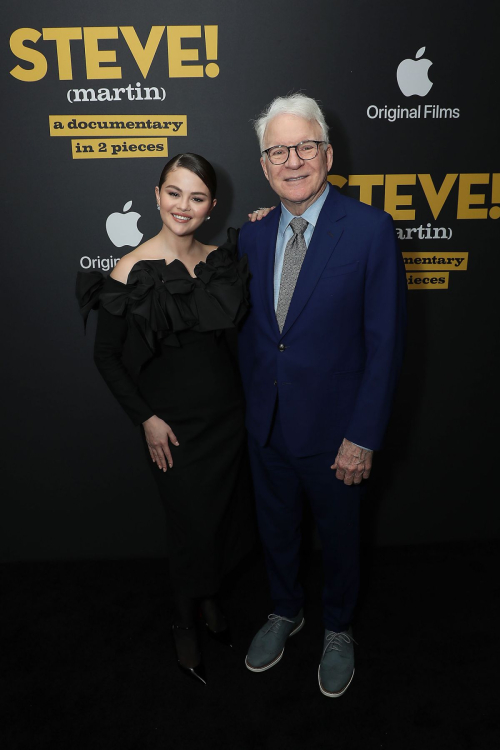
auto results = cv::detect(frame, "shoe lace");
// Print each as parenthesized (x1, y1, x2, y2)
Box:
(264, 613, 296, 635)
(323, 630, 358, 656)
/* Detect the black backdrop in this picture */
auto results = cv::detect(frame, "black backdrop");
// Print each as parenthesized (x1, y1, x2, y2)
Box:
(2, 0, 499, 561)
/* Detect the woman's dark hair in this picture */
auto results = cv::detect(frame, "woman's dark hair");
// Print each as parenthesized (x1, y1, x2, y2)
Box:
(158, 153, 217, 199)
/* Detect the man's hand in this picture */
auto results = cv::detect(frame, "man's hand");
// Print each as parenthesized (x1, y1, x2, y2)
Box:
(143, 415, 179, 472)
(331, 438, 373, 485)
(248, 206, 275, 221)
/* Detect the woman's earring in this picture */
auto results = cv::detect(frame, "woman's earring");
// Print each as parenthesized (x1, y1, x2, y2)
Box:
(157, 205, 160, 210)
(205, 216, 211, 222)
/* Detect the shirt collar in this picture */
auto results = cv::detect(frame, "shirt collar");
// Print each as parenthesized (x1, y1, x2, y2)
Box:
(278, 182, 330, 237)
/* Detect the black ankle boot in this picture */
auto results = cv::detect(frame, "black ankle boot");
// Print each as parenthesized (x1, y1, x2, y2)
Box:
(172, 622, 207, 685)
(199, 598, 233, 648)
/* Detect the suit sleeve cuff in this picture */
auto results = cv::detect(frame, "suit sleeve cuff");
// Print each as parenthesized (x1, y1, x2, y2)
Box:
(351, 441, 373, 452)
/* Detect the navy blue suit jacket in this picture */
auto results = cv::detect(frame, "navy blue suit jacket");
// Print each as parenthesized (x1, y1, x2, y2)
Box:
(237, 186, 407, 456)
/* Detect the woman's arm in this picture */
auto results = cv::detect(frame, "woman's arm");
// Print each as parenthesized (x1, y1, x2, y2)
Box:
(94, 304, 155, 426)
(94, 305, 179, 471)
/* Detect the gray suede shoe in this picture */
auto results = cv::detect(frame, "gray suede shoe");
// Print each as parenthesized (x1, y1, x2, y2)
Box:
(245, 610, 305, 672)
(318, 627, 356, 697)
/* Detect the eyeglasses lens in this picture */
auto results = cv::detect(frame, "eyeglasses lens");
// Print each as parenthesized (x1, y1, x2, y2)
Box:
(267, 141, 319, 165)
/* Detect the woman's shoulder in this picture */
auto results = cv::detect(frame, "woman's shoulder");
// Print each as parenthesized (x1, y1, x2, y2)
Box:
(205, 227, 239, 259)
(109, 253, 139, 284)
(111, 237, 164, 284)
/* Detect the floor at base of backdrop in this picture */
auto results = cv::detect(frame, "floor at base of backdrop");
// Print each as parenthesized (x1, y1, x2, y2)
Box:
(1, 541, 498, 750)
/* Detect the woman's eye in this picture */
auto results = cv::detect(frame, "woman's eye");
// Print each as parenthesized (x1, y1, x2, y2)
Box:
(168, 191, 179, 197)
(192, 198, 203, 203)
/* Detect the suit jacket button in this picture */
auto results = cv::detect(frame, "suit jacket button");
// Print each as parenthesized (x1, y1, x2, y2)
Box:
(278, 343, 285, 351)
(273, 380, 277, 386)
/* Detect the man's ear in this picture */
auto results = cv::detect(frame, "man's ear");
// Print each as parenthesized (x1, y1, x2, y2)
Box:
(326, 144, 333, 172)
(260, 156, 270, 182)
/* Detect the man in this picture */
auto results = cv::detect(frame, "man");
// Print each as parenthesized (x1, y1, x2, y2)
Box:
(238, 94, 407, 697)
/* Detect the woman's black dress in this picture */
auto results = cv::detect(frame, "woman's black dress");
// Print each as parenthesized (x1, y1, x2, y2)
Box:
(76, 229, 254, 596)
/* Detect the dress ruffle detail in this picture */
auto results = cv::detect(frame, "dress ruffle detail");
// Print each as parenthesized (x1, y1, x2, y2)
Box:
(76, 228, 249, 374)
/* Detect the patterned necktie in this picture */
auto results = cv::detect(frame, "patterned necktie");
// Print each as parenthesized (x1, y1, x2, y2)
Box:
(276, 216, 308, 333)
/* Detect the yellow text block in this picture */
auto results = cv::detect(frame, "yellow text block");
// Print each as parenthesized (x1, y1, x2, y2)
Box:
(50, 114, 186, 136)
(406, 272, 449, 289)
(71, 138, 167, 159)
(403, 252, 468, 271)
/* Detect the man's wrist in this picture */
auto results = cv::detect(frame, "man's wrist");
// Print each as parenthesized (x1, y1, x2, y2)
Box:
(341, 438, 373, 456)
(351, 441, 373, 453)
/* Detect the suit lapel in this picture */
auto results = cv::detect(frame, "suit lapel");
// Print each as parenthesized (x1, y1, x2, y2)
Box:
(255, 207, 281, 336)
(281, 188, 346, 338)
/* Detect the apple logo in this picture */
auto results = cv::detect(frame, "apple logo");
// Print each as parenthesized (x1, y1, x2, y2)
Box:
(106, 200, 143, 248)
(397, 47, 433, 97)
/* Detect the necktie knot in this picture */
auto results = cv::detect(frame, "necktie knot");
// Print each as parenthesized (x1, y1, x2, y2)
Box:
(290, 217, 308, 236)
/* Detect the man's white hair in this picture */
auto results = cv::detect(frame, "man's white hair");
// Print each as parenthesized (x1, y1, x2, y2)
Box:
(254, 93, 329, 153)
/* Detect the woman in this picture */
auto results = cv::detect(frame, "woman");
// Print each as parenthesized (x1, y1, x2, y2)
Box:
(76, 153, 269, 685)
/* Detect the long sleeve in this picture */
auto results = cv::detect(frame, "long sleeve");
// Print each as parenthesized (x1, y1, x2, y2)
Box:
(77, 233, 248, 427)
(94, 304, 155, 426)
(344, 212, 407, 450)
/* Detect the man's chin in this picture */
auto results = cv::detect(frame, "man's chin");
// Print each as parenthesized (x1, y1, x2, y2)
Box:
(281, 191, 313, 207)
(279, 180, 328, 210)
(281, 184, 310, 200)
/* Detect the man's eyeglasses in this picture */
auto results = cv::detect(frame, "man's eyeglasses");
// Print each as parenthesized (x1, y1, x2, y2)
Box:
(261, 140, 326, 165)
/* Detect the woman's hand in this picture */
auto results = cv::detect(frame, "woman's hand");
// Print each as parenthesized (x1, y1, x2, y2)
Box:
(248, 206, 276, 221)
(143, 415, 179, 471)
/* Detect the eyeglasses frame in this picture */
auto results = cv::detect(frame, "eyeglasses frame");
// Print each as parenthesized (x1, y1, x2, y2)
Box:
(261, 140, 327, 165)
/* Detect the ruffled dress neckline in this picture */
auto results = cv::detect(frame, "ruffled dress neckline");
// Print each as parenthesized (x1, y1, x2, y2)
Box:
(133, 246, 221, 282)
(76, 228, 249, 375)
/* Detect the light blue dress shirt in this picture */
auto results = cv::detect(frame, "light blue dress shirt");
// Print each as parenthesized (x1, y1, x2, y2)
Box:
(273, 182, 371, 453)
(273, 182, 330, 309)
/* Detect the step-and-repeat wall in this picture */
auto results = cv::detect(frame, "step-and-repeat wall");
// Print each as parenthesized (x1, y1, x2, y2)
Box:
(2, 0, 498, 559)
